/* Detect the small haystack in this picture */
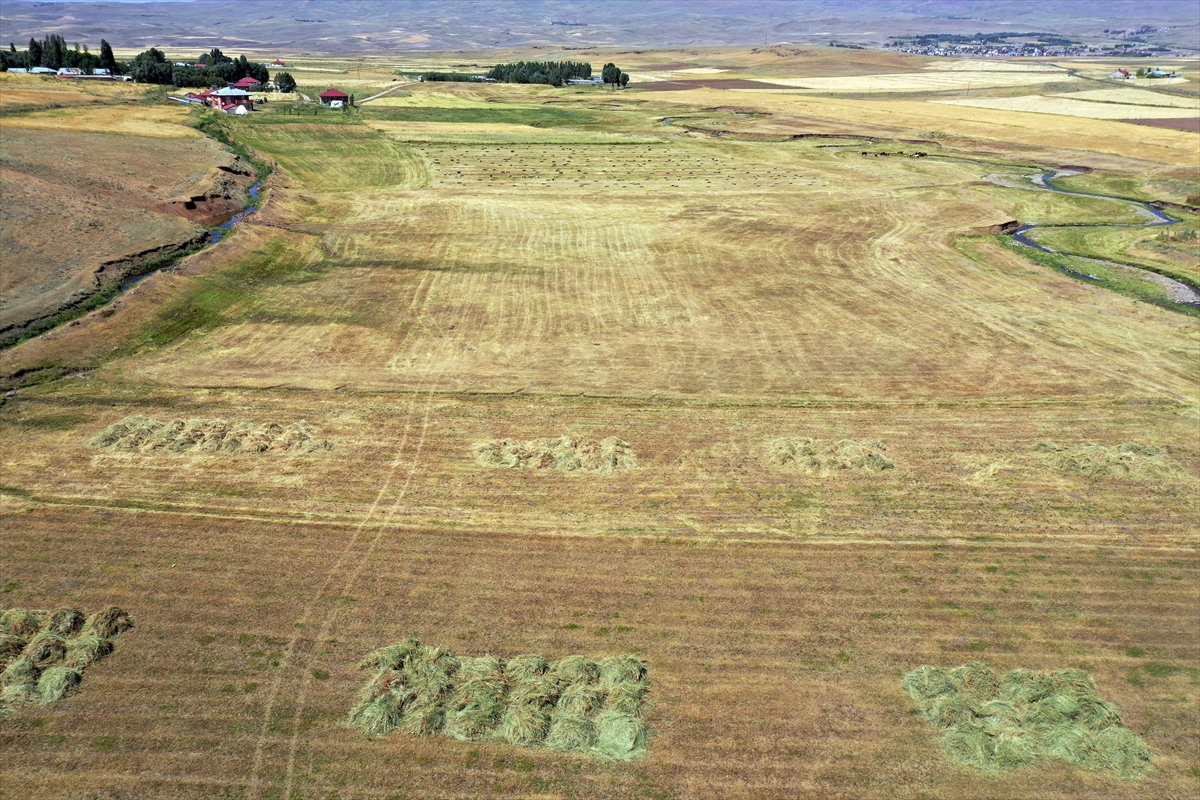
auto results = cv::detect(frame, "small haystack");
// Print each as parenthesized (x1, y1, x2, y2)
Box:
(766, 437, 894, 474)
(87, 415, 333, 455)
(350, 640, 650, 760)
(0, 606, 134, 714)
(1034, 441, 1185, 480)
(903, 662, 1153, 778)
(472, 436, 637, 475)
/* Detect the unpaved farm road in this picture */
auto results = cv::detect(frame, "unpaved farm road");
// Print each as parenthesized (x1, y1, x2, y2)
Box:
(358, 81, 418, 104)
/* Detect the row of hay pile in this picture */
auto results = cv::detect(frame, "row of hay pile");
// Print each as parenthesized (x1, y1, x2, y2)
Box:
(1034, 441, 1185, 480)
(349, 639, 649, 760)
(903, 661, 1153, 779)
(473, 436, 637, 475)
(766, 437, 895, 474)
(0, 606, 134, 713)
(87, 415, 333, 455)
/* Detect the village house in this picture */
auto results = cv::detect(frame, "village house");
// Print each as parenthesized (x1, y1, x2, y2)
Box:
(209, 87, 254, 113)
(318, 88, 350, 106)
(269, 59, 286, 67)
(1108, 69, 1131, 79)
(232, 76, 262, 91)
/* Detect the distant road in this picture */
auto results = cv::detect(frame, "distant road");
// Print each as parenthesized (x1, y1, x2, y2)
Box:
(359, 82, 418, 104)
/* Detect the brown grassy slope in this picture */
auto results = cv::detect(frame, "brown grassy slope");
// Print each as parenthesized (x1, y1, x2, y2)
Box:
(0, 118, 251, 340)
(0, 502, 1195, 800)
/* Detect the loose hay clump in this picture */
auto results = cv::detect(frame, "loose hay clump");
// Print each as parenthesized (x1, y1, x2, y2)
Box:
(766, 437, 894, 475)
(1034, 441, 1185, 480)
(472, 436, 636, 475)
(903, 662, 1152, 779)
(87, 415, 333, 455)
(350, 640, 649, 760)
(0, 606, 134, 715)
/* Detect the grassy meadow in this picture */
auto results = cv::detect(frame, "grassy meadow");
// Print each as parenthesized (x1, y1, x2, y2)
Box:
(1, 46, 1198, 799)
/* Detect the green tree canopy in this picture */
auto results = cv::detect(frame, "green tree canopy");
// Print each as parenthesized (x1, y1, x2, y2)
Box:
(275, 71, 296, 93)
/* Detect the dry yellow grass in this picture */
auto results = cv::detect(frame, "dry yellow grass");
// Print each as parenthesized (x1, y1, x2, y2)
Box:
(936, 95, 1200, 120)
(0, 46, 1197, 800)
(759, 71, 1076, 91)
(1, 103, 202, 138)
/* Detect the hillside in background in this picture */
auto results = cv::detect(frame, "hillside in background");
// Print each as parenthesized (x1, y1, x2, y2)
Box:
(0, 0, 1197, 53)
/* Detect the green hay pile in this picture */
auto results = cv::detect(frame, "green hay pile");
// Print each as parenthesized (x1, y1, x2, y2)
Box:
(472, 436, 637, 475)
(766, 437, 894, 474)
(87, 415, 333, 455)
(1033, 441, 1185, 480)
(349, 639, 649, 760)
(0, 606, 134, 714)
(903, 662, 1153, 779)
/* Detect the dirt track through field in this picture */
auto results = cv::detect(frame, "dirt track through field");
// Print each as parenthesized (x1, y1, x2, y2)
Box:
(246, 376, 441, 798)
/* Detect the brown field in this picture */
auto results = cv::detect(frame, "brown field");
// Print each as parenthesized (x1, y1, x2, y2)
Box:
(1, 44, 1198, 800)
(0, 87, 256, 344)
(1122, 118, 1200, 133)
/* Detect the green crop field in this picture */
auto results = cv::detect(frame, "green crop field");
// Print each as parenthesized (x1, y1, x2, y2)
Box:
(1, 42, 1198, 800)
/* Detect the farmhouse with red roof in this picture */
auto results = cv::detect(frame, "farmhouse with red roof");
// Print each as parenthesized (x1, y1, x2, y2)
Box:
(319, 88, 350, 106)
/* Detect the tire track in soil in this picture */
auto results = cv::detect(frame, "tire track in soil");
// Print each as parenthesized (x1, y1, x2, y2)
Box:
(278, 372, 444, 798)
(244, 392, 421, 799)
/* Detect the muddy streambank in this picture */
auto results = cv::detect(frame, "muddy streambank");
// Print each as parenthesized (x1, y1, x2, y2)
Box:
(1, 170, 267, 351)
(987, 170, 1199, 311)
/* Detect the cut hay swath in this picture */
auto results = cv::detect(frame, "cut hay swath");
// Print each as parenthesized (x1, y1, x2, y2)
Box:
(765, 437, 894, 475)
(87, 415, 333, 455)
(349, 639, 650, 760)
(903, 662, 1153, 779)
(1033, 441, 1185, 480)
(472, 436, 637, 475)
(0, 606, 134, 714)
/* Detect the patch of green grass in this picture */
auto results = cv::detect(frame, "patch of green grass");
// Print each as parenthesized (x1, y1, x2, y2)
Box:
(2, 582, 18, 593)
(127, 238, 322, 350)
(1001, 237, 1199, 317)
(94, 734, 118, 751)
(1125, 646, 1147, 658)
(312, 668, 330, 680)
(364, 104, 593, 128)
(198, 635, 215, 646)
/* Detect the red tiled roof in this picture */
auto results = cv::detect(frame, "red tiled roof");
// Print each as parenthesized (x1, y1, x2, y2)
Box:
(319, 89, 349, 98)
(233, 77, 261, 88)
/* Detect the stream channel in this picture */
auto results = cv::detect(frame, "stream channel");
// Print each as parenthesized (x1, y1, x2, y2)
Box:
(120, 178, 264, 291)
(985, 170, 1199, 310)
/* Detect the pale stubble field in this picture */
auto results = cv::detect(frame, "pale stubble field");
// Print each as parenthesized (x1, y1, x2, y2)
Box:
(1, 52, 1198, 799)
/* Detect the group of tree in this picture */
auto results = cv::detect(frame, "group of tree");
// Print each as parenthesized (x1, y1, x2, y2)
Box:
(485, 60, 592, 86)
(601, 62, 629, 88)
(0, 35, 121, 74)
(131, 47, 270, 87)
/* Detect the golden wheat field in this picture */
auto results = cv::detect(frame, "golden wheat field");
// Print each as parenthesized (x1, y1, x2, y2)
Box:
(1, 44, 1198, 800)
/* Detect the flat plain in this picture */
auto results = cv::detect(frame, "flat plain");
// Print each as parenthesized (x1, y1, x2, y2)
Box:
(1, 45, 1198, 800)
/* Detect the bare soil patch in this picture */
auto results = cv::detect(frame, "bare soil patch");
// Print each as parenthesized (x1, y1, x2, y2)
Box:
(1119, 117, 1200, 133)
(637, 78, 791, 92)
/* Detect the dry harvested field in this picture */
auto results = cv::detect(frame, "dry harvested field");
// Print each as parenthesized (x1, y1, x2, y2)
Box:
(1, 44, 1198, 800)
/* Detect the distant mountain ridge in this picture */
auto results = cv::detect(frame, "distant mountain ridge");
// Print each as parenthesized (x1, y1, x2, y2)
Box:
(1, 0, 1196, 53)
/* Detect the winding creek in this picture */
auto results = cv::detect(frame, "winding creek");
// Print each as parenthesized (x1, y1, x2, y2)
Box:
(119, 178, 264, 292)
(985, 170, 1199, 309)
